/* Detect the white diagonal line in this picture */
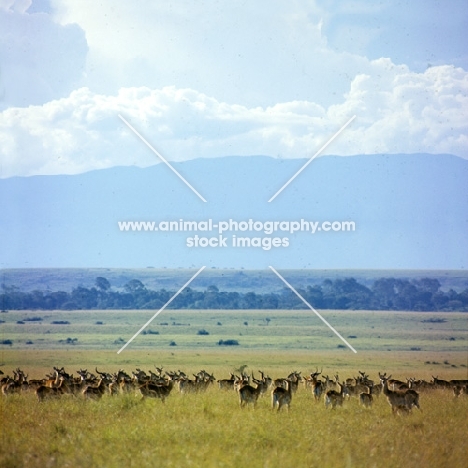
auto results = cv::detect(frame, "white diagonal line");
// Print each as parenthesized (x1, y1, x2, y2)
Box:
(268, 115, 356, 202)
(269, 266, 357, 353)
(118, 114, 207, 203)
(117, 266, 206, 354)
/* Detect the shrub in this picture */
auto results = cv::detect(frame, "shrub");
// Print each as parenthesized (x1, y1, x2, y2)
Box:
(421, 318, 447, 323)
(95, 321, 104, 325)
(16, 320, 25, 324)
(0, 339, 13, 346)
(218, 339, 239, 346)
(23, 316, 43, 322)
(169, 341, 177, 346)
(51, 321, 70, 325)
(197, 329, 209, 335)
(59, 337, 78, 344)
(142, 329, 159, 335)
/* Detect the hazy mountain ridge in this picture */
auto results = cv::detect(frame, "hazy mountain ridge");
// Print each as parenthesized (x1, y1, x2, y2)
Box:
(1, 153, 467, 270)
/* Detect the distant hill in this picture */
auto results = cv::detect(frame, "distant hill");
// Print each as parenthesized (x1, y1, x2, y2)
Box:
(1, 268, 467, 294)
(1, 153, 467, 269)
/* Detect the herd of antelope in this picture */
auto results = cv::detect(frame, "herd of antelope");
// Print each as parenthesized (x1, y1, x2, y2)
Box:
(1, 366, 466, 414)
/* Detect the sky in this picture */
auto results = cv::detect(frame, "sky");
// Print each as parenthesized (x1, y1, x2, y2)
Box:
(0, 0, 467, 178)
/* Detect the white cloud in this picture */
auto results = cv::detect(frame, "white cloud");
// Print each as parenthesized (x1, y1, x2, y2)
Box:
(0, 1, 87, 109)
(1, 61, 466, 178)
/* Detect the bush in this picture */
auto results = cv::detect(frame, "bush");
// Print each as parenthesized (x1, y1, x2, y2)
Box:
(51, 321, 70, 325)
(23, 316, 43, 322)
(142, 329, 159, 335)
(218, 339, 239, 346)
(16, 320, 25, 324)
(169, 341, 177, 346)
(95, 321, 104, 325)
(197, 329, 209, 335)
(0, 339, 13, 346)
(59, 337, 78, 344)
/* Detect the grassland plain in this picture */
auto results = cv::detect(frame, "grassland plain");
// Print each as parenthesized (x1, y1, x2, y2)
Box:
(1, 309, 468, 467)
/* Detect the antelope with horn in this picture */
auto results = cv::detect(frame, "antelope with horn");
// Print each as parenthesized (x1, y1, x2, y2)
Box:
(324, 376, 346, 409)
(379, 373, 420, 414)
(271, 379, 293, 411)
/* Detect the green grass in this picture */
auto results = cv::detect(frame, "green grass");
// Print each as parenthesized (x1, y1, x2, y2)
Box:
(1, 309, 467, 352)
(1, 375, 467, 468)
(1, 309, 467, 467)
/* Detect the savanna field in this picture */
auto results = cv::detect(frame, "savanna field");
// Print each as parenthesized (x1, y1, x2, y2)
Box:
(1, 309, 467, 467)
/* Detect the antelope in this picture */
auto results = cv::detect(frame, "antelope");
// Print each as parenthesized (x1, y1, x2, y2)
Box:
(36, 377, 67, 402)
(251, 371, 271, 397)
(271, 379, 292, 411)
(450, 378, 468, 397)
(344, 380, 372, 399)
(273, 371, 301, 393)
(324, 378, 345, 409)
(109, 369, 133, 395)
(324, 374, 340, 392)
(218, 373, 236, 390)
(453, 385, 468, 397)
(309, 370, 324, 402)
(82, 378, 107, 400)
(359, 384, 373, 408)
(139, 379, 174, 403)
(431, 376, 451, 390)
(379, 373, 420, 414)
(237, 383, 263, 408)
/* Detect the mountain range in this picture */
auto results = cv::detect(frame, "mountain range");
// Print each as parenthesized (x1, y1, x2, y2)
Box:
(1, 153, 467, 270)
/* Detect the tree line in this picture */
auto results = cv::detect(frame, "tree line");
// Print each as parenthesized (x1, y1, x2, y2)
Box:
(1, 276, 467, 312)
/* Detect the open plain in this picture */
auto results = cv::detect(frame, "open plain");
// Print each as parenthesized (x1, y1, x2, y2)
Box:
(1, 309, 467, 467)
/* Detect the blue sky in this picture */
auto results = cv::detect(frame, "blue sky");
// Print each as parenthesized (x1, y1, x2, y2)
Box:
(0, 0, 467, 178)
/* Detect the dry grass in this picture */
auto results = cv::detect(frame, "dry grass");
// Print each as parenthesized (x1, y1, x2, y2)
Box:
(1, 308, 467, 467)
(1, 350, 467, 468)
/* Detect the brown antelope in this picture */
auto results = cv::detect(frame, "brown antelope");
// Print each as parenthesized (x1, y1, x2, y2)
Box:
(324, 378, 345, 409)
(452, 385, 468, 397)
(36, 377, 67, 402)
(237, 383, 263, 408)
(139, 379, 174, 402)
(359, 385, 373, 408)
(251, 371, 271, 397)
(309, 370, 324, 402)
(272, 371, 301, 393)
(345, 381, 372, 399)
(431, 376, 451, 390)
(271, 379, 292, 411)
(450, 379, 468, 397)
(217, 373, 236, 390)
(379, 373, 420, 414)
(82, 378, 107, 400)
(109, 369, 133, 395)
(2, 368, 28, 395)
